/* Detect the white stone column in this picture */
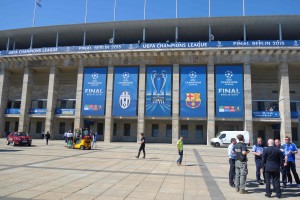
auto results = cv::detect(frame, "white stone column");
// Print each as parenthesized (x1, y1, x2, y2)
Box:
(104, 65, 114, 143)
(278, 63, 292, 142)
(243, 63, 253, 145)
(172, 64, 180, 144)
(207, 59, 215, 145)
(45, 63, 59, 138)
(137, 64, 146, 142)
(74, 60, 84, 130)
(18, 66, 32, 132)
(0, 66, 9, 137)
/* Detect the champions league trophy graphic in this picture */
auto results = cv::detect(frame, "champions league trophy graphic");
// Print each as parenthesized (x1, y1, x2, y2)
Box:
(151, 70, 167, 104)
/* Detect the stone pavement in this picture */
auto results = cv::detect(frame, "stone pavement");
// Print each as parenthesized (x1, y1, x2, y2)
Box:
(0, 139, 299, 200)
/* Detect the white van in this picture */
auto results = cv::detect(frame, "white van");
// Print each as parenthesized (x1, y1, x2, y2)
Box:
(210, 131, 250, 147)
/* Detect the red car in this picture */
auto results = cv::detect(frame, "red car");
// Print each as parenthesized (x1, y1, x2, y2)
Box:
(6, 132, 32, 146)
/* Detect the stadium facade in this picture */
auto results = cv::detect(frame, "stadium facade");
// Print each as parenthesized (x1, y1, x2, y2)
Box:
(0, 15, 300, 145)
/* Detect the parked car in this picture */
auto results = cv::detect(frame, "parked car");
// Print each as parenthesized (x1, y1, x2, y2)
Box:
(6, 132, 32, 146)
(211, 131, 250, 147)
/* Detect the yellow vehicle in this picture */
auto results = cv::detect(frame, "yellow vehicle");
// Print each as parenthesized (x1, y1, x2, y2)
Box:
(73, 135, 92, 150)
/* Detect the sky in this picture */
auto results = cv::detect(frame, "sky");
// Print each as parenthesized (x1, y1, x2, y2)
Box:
(0, 0, 299, 31)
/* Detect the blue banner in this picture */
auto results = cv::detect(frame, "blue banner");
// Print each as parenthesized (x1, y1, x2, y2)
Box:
(145, 66, 172, 117)
(55, 109, 75, 115)
(82, 67, 107, 116)
(5, 108, 20, 114)
(1, 40, 299, 57)
(216, 66, 244, 118)
(180, 66, 207, 117)
(253, 111, 280, 118)
(112, 67, 138, 116)
(29, 108, 46, 114)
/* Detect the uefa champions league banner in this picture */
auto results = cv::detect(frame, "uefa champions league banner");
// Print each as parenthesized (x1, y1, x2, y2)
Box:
(82, 67, 107, 116)
(216, 66, 244, 118)
(180, 66, 207, 117)
(145, 66, 172, 117)
(112, 67, 138, 116)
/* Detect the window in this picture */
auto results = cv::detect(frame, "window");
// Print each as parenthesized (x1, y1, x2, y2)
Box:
(152, 124, 159, 137)
(61, 100, 67, 109)
(7, 101, 12, 108)
(113, 123, 117, 136)
(14, 121, 19, 132)
(257, 102, 265, 111)
(72, 101, 76, 109)
(292, 127, 298, 141)
(290, 102, 297, 112)
(71, 122, 74, 133)
(196, 125, 203, 139)
(37, 101, 44, 109)
(124, 124, 130, 136)
(180, 125, 188, 138)
(5, 121, 10, 132)
(13, 101, 21, 109)
(219, 134, 226, 139)
(97, 123, 104, 136)
(36, 122, 42, 134)
(59, 122, 65, 134)
(166, 124, 172, 138)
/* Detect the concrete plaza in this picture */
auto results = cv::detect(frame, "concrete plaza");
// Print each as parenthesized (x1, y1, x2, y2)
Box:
(0, 139, 299, 200)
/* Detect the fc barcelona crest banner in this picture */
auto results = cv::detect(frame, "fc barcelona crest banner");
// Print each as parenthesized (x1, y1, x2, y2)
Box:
(180, 66, 207, 117)
(82, 67, 107, 116)
(145, 66, 172, 117)
(112, 67, 138, 116)
(216, 66, 244, 118)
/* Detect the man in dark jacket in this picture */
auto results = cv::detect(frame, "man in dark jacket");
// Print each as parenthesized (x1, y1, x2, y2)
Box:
(262, 139, 282, 198)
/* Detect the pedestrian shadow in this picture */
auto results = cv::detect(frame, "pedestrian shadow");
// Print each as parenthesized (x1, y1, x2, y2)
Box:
(0, 149, 23, 152)
(184, 164, 203, 167)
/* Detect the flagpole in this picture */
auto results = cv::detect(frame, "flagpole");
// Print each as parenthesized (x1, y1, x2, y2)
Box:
(144, 0, 146, 20)
(85, 0, 88, 23)
(176, 0, 178, 18)
(114, 0, 117, 21)
(209, 0, 211, 18)
(243, 0, 245, 16)
(32, 0, 37, 27)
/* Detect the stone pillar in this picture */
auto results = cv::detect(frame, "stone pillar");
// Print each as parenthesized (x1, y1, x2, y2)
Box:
(0, 66, 9, 137)
(172, 64, 180, 144)
(45, 63, 59, 138)
(137, 64, 146, 142)
(18, 66, 32, 132)
(207, 59, 215, 145)
(243, 63, 253, 145)
(74, 61, 84, 130)
(104, 65, 114, 143)
(278, 63, 292, 142)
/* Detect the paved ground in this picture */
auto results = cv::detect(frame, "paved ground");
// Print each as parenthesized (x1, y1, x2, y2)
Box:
(0, 139, 299, 200)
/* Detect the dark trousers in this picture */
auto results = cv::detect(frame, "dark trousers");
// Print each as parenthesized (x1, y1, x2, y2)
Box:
(229, 158, 236, 186)
(137, 145, 145, 158)
(46, 138, 49, 145)
(286, 161, 300, 184)
(280, 165, 287, 185)
(265, 171, 281, 197)
(255, 158, 264, 182)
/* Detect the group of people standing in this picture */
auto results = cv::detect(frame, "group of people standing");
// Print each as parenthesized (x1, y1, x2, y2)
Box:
(228, 134, 299, 198)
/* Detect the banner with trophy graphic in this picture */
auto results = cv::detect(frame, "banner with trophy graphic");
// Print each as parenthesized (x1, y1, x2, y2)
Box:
(82, 67, 107, 116)
(216, 66, 244, 118)
(112, 67, 138, 116)
(145, 66, 172, 117)
(180, 66, 207, 117)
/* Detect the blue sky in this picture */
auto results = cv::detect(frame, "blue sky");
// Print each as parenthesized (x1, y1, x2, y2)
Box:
(0, 0, 299, 31)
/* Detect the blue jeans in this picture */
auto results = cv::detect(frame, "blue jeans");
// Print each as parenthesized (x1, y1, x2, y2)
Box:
(177, 150, 183, 164)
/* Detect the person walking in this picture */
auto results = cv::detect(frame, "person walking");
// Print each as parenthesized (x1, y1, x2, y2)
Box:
(228, 138, 237, 187)
(92, 132, 98, 149)
(136, 133, 146, 158)
(275, 139, 288, 188)
(252, 137, 265, 185)
(282, 136, 300, 188)
(44, 131, 50, 145)
(177, 137, 184, 166)
(262, 139, 282, 198)
(234, 134, 250, 194)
